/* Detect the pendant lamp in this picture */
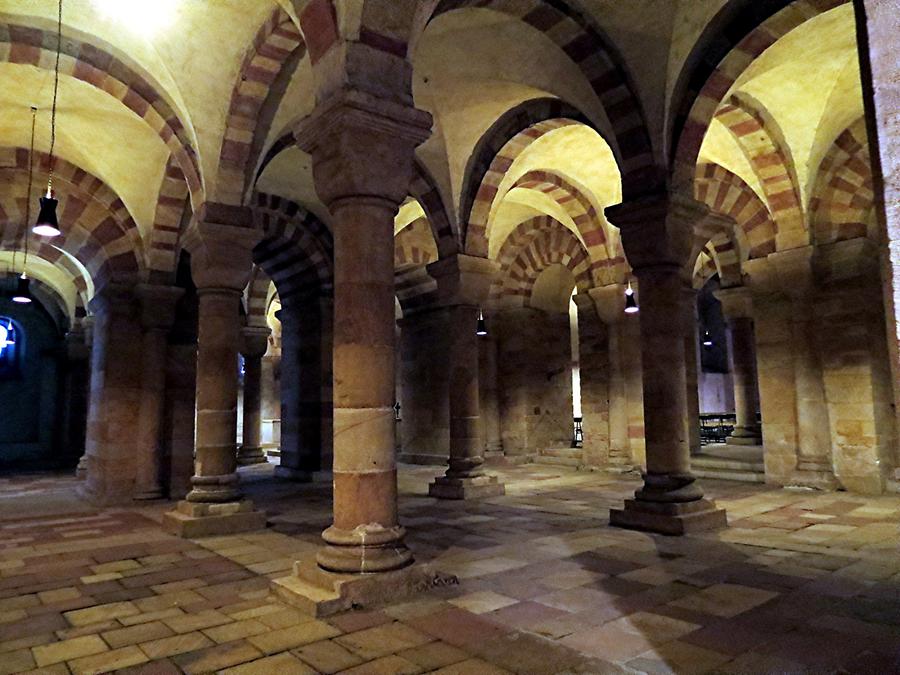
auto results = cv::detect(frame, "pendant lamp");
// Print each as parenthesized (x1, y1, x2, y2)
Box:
(624, 280, 639, 314)
(476, 308, 488, 336)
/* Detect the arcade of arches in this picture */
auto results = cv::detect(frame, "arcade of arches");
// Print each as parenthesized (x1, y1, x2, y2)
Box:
(0, 1, 899, 673)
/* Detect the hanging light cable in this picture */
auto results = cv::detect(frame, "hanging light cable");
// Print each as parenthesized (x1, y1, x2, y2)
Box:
(13, 107, 38, 305)
(624, 280, 639, 314)
(33, 0, 63, 238)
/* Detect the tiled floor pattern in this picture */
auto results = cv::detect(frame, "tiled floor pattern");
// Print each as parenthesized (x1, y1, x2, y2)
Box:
(1, 463, 899, 673)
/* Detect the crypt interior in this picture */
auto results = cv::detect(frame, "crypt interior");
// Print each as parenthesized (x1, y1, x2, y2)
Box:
(0, 0, 899, 673)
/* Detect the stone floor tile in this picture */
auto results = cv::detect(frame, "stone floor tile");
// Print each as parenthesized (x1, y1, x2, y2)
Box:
(327, 609, 393, 633)
(247, 619, 341, 654)
(102, 620, 174, 648)
(171, 639, 262, 674)
(67, 645, 149, 674)
(37, 587, 82, 604)
(221, 651, 317, 675)
(0, 647, 36, 675)
(669, 583, 779, 618)
(202, 617, 268, 643)
(559, 621, 656, 663)
(627, 640, 731, 674)
(293, 639, 366, 673)
(398, 641, 469, 670)
(162, 608, 231, 633)
(18, 663, 71, 675)
(448, 591, 519, 614)
(64, 600, 140, 626)
(338, 654, 424, 675)
(257, 607, 312, 629)
(429, 657, 514, 674)
(32, 634, 109, 667)
(335, 621, 433, 660)
(139, 630, 214, 660)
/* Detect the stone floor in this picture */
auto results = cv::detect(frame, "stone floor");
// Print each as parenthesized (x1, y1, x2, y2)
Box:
(1, 463, 899, 674)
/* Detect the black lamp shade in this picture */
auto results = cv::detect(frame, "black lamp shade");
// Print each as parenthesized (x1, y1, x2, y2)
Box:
(12, 275, 32, 304)
(33, 195, 61, 237)
(624, 292, 639, 313)
(476, 315, 487, 336)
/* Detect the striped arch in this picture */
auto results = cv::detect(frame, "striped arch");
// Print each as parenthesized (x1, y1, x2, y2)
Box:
(431, 0, 655, 191)
(693, 243, 720, 289)
(147, 157, 189, 277)
(510, 170, 623, 284)
(244, 266, 274, 329)
(810, 118, 874, 245)
(462, 99, 592, 257)
(0, 241, 90, 318)
(0, 20, 202, 202)
(394, 217, 438, 271)
(0, 152, 143, 287)
(695, 163, 778, 259)
(715, 94, 805, 244)
(217, 6, 305, 206)
(672, 0, 849, 187)
(491, 216, 592, 306)
(410, 159, 458, 257)
(252, 192, 333, 304)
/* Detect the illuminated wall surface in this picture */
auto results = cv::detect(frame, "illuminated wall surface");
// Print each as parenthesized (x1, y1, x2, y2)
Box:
(0, 297, 63, 468)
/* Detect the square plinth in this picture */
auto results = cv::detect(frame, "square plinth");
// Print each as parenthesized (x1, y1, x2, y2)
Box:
(271, 555, 457, 617)
(610, 498, 727, 536)
(428, 474, 505, 500)
(162, 499, 267, 538)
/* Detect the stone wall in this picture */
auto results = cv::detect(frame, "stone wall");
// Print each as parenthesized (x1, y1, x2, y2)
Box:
(577, 299, 610, 466)
(397, 308, 450, 463)
(497, 308, 573, 456)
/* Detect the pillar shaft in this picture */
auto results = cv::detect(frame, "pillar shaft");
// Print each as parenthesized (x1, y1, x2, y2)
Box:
(606, 193, 726, 534)
(189, 288, 243, 501)
(682, 287, 702, 456)
(321, 197, 409, 572)
(480, 335, 503, 456)
(237, 327, 270, 466)
(728, 316, 762, 440)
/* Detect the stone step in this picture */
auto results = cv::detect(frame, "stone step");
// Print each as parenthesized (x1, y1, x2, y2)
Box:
(541, 447, 582, 458)
(534, 455, 581, 467)
(692, 456, 765, 472)
(693, 467, 766, 483)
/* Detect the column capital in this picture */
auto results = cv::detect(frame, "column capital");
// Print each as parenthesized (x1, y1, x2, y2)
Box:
(427, 254, 499, 306)
(606, 192, 709, 270)
(240, 325, 271, 359)
(136, 284, 184, 331)
(184, 207, 261, 292)
(713, 286, 753, 320)
(295, 89, 432, 208)
(744, 246, 814, 300)
(586, 284, 627, 325)
(88, 283, 137, 316)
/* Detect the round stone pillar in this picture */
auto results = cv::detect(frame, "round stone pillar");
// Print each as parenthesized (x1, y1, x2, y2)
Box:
(237, 326, 271, 465)
(134, 285, 184, 500)
(162, 211, 266, 537)
(428, 256, 504, 500)
(606, 193, 727, 535)
(295, 90, 432, 575)
(479, 334, 503, 458)
(728, 316, 762, 443)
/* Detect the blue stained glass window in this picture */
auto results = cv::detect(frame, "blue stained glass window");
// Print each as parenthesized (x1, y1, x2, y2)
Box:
(0, 318, 19, 378)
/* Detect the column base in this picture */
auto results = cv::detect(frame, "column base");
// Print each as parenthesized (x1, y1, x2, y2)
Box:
(162, 499, 267, 538)
(428, 473, 505, 500)
(483, 450, 507, 466)
(610, 498, 727, 536)
(133, 488, 165, 501)
(271, 554, 457, 618)
(236, 446, 268, 465)
(787, 462, 839, 490)
(273, 466, 332, 482)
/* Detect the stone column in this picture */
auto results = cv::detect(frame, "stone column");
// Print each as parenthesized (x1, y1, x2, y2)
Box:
(479, 333, 503, 460)
(715, 287, 762, 445)
(237, 326, 271, 465)
(59, 325, 90, 468)
(590, 284, 633, 470)
(606, 194, 726, 535)
(428, 255, 505, 499)
(79, 285, 144, 504)
(295, 91, 432, 574)
(260, 351, 281, 450)
(682, 286, 702, 455)
(275, 298, 326, 481)
(163, 212, 266, 537)
(133, 285, 184, 500)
